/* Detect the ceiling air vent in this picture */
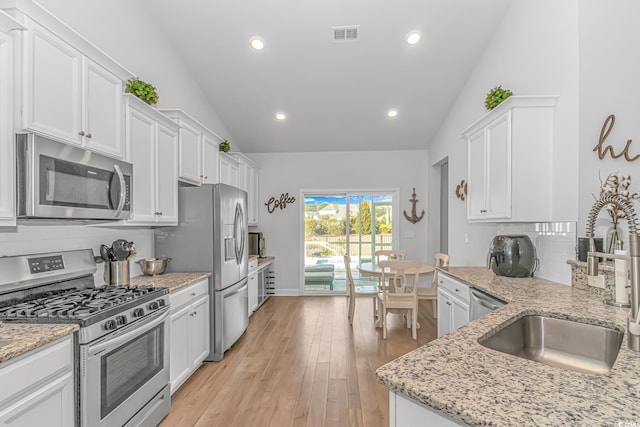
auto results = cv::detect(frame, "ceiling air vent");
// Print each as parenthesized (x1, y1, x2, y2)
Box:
(332, 25, 359, 42)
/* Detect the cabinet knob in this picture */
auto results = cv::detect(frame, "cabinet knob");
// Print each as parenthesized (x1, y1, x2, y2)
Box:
(455, 288, 459, 292)
(86, 133, 92, 139)
(204, 176, 208, 180)
(480, 209, 487, 213)
(191, 292, 196, 296)
(78, 131, 85, 136)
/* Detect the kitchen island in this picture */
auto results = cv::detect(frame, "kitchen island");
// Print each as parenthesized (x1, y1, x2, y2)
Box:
(376, 267, 640, 426)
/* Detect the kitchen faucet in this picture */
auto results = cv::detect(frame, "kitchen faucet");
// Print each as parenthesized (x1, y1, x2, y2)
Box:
(586, 195, 640, 351)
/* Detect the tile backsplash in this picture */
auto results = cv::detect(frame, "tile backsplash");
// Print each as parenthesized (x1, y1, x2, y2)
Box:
(496, 222, 577, 285)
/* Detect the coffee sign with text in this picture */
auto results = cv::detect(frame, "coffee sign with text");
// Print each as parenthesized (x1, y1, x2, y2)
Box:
(265, 193, 295, 214)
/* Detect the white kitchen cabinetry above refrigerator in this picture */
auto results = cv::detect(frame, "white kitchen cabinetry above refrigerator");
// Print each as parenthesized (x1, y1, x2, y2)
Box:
(219, 152, 239, 187)
(161, 109, 224, 186)
(0, 336, 74, 427)
(461, 96, 558, 222)
(124, 95, 179, 225)
(0, 11, 21, 227)
(230, 152, 259, 226)
(12, 17, 132, 159)
(169, 278, 210, 395)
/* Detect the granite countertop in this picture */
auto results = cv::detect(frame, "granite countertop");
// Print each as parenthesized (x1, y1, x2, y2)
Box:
(376, 267, 640, 426)
(131, 272, 211, 293)
(0, 323, 78, 364)
(257, 256, 275, 268)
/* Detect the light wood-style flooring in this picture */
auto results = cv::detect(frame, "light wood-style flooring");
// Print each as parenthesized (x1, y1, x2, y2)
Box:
(160, 296, 437, 427)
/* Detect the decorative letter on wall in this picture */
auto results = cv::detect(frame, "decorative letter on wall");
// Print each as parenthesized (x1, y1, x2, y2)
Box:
(593, 114, 640, 162)
(265, 193, 296, 213)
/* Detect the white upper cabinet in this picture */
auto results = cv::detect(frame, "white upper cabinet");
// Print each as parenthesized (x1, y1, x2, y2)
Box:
(230, 152, 259, 226)
(0, 10, 22, 227)
(161, 109, 223, 186)
(219, 152, 239, 187)
(461, 96, 558, 223)
(2, 2, 134, 159)
(201, 133, 219, 185)
(124, 95, 179, 226)
(20, 20, 127, 158)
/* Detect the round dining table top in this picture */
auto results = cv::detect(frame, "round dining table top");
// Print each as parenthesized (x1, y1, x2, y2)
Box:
(357, 262, 435, 277)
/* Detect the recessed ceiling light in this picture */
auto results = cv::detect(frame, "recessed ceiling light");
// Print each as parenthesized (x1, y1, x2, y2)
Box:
(275, 112, 286, 120)
(406, 31, 421, 45)
(250, 37, 265, 50)
(387, 109, 398, 118)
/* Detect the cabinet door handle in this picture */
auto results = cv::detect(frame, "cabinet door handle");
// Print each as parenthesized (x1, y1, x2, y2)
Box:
(480, 209, 487, 213)
(86, 133, 92, 139)
(78, 131, 85, 136)
(154, 211, 163, 216)
(191, 292, 196, 296)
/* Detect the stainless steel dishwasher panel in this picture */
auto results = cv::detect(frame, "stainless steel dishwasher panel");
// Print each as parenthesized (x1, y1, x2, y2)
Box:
(469, 288, 506, 320)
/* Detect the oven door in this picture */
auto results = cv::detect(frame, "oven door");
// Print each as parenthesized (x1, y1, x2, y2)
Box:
(16, 133, 132, 220)
(80, 308, 169, 427)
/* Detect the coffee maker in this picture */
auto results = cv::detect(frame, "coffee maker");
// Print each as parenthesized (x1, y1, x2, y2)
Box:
(249, 232, 266, 258)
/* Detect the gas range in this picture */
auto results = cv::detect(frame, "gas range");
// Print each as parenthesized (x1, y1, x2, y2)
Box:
(0, 284, 168, 344)
(0, 249, 172, 426)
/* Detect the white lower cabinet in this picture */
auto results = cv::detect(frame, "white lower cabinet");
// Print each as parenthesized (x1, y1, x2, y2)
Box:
(169, 278, 210, 395)
(124, 94, 179, 226)
(436, 273, 470, 337)
(0, 336, 74, 427)
(390, 390, 465, 427)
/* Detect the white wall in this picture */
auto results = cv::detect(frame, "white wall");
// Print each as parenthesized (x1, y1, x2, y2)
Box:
(37, 0, 236, 148)
(426, 0, 580, 266)
(249, 150, 429, 295)
(578, 1, 640, 241)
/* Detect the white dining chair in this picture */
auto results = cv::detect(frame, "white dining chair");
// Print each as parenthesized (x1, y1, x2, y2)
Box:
(377, 259, 422, 339)
(417, 253, 450, 318)
(344, 255, 378, 325)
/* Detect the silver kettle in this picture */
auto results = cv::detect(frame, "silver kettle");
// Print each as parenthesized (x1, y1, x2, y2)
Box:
(487, 235, 538, 278)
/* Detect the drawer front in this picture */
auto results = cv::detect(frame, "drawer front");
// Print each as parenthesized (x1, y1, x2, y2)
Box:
(437, 273, 469, 303)
(171, 278, 209, 310)
(248, 257, 258, 271)
(0, 336, 73, 406)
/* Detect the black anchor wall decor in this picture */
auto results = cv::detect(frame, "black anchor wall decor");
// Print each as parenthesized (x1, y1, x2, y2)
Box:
(403, 188, 425, 224)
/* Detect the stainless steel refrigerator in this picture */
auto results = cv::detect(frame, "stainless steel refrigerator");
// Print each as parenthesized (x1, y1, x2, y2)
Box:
(155, 183, 248, 361)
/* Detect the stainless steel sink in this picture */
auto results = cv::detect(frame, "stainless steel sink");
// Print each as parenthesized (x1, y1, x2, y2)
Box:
(479, 315, 624, 374)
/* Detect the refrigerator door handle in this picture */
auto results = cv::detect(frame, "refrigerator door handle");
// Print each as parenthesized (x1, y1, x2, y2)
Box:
(234, 202, 245, 264)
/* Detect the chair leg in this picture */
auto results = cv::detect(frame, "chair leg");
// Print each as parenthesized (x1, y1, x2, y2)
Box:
(412, 307, 418, 340)
(432, 300, 438, 319)
(382, 305, 387, 339)
(372, 296, 377, 319)
(348, 295, 355, 325)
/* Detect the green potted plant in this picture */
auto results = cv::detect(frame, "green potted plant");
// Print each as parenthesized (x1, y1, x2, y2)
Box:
(219, 140, 230, 153)
(484, 86, 513, 110)
(125, 78, 159, 105)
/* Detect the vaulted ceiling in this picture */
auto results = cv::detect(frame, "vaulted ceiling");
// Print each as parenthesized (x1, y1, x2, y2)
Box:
(142, 0, 511, 153)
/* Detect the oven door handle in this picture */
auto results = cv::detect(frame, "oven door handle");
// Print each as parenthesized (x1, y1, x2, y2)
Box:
(88, 308, 168, 357)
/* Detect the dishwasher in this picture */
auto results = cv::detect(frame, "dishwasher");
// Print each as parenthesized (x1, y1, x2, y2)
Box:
(469, 288, 506, 320)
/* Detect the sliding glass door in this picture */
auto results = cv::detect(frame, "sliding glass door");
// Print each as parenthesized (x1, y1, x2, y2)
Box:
(302, 191, 396, 294)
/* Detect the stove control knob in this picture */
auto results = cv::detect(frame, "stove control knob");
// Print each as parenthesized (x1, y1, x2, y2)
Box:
(103, 319, 117, 331)
(133, 308, 145, 318)
(116, 315, 127, 326)
(157, 299, 166, 307)
(148, 301, 159, 311)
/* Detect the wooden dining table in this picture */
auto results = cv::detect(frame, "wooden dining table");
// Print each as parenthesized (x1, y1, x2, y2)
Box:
(357, 262, 435, 328)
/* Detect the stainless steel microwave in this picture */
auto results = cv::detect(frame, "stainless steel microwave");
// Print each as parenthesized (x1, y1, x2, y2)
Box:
(16, 134, 132, 220)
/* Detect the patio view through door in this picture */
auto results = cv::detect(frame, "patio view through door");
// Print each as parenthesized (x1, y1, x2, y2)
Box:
(303, 191, 397, 294)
